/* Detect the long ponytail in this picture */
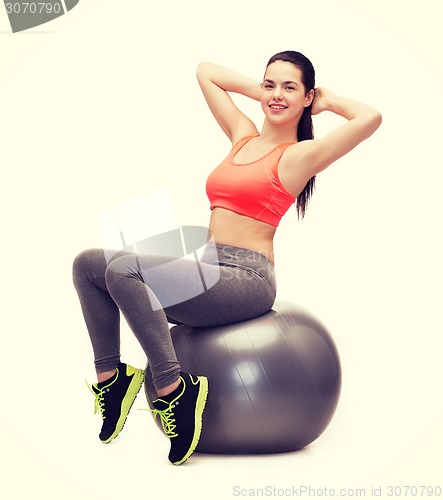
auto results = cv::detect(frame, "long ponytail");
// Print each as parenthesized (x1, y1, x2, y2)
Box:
(266, 51, 316, 219)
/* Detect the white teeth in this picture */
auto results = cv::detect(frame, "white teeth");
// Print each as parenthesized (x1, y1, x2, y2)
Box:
(270, 105, 286, 109)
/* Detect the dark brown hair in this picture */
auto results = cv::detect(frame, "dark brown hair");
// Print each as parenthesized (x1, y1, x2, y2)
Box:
(267, 51, 316, 219)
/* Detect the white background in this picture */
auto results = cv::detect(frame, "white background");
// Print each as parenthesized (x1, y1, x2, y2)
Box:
(1, 1, 442, 498)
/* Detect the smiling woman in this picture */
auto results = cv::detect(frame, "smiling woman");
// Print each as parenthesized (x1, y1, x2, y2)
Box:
(73, 49, 381, 467)
(198, 51, 381, 259)
(259, 51, 317, 218)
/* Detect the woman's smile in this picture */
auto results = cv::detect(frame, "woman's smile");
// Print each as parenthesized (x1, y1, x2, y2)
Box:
(269, 103, 288, 112)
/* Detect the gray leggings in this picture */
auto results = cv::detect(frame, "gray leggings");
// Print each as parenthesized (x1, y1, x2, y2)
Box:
(72, 242, 276, 391)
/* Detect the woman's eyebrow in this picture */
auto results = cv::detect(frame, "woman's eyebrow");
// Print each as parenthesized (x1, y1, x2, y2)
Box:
(263, 78, 299, 87)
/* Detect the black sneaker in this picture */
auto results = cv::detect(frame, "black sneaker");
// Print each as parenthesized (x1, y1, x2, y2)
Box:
(89, 362, 145, 443)
(151, 372, 209, 465)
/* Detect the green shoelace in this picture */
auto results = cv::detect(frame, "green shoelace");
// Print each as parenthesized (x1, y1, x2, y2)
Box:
(86, 381, 106, 419)
(151, 405, 178, 438)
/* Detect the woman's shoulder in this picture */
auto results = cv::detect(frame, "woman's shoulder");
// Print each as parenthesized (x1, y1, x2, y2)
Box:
(230, 123, 260, 147)
(278, 140, 316, 181)
(281, 139, 316, 162)
(232, 133, 259, 147)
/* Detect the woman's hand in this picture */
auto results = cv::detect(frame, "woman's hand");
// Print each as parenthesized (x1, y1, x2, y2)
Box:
(311, 87, 335, 115)
(292, 87, 382, 178)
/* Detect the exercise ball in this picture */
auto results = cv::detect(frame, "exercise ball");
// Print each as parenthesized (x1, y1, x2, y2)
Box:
(144, 301, 341, 454)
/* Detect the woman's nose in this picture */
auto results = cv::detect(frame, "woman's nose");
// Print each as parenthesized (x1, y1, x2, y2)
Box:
(272, 87, 283, 100)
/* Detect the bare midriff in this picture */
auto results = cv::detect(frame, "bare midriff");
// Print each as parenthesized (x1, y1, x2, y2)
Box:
(208, 207, 276, 263)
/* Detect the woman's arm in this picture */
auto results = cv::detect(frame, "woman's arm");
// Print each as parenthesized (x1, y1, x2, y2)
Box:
(294, 88, 382, 177)
(197, 62, 260, 143)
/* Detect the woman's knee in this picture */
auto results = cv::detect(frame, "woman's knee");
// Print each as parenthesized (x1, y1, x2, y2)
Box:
(72, 248, 104, 285)
(104, 254, 141, 285)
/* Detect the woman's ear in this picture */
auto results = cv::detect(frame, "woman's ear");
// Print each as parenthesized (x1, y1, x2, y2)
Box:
(305, 89, 314, 107)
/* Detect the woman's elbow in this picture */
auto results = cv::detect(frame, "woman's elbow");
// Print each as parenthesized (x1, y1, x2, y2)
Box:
(196, 61, 211, 78)
(374, 110, 383, 128)
(368, 109, 382, 135)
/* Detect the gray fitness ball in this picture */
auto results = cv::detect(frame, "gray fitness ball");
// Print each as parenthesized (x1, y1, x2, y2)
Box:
(144, 301, 341, 454)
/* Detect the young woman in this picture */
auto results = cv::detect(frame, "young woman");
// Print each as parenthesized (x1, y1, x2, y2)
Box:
(73, 51, 381, 465)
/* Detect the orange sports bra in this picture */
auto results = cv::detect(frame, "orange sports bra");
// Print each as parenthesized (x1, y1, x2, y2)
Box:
(205, 135, 296, 227)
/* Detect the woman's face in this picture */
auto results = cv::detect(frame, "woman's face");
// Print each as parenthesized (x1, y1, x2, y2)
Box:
(260, 60, 313, 125)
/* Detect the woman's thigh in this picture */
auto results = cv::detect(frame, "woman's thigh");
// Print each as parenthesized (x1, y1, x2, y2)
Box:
(164, 261, 276, 327)
(107, 247, 276, 328)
